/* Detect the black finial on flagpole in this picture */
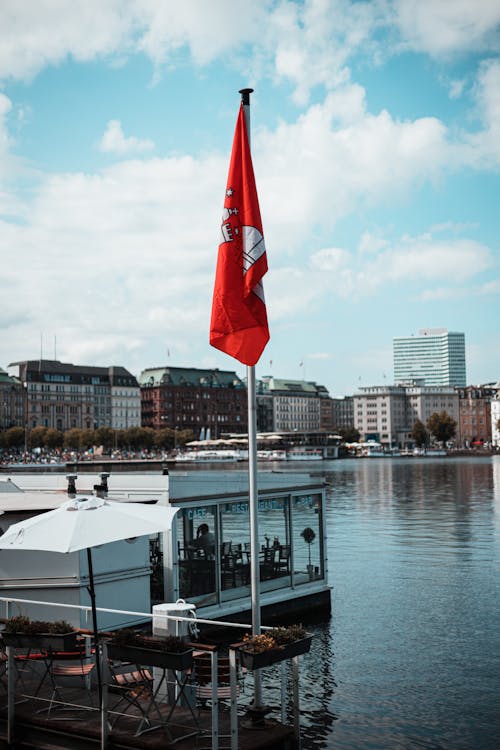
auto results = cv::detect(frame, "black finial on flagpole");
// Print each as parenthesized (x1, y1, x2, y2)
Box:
(239, 88, 254, 105)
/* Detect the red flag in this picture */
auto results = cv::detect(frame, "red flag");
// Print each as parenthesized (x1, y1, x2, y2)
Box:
(210, 103, 269, 366)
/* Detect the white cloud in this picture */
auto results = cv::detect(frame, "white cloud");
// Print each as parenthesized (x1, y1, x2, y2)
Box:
(99, 119, 154, 154)
(358, 236, 492, 295)
(0, 0, 136, 81)
(255, 89, 452, 254)
(0, 0, 270, 82)
(448, 78, 466, 100)
(310, 247, 350, 271)
(393, 0, 500, 57)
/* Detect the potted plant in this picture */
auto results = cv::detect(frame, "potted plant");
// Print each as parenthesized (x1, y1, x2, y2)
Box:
(301, 526, 316, 579)
(2, 615, 79, 651)
(236, 623, 312, 670)
(106, 629, 193, 671)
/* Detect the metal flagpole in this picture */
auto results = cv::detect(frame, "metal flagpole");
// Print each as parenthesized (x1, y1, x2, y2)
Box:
(239, 87, 263, 712)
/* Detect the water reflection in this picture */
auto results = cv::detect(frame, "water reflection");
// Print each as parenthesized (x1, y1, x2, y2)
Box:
(289, 456, 499, 749)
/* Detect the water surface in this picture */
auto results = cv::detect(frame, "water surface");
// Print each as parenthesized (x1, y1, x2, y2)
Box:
(296, 456, 499, 749)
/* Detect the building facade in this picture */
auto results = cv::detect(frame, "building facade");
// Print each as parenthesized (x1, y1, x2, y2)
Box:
(139, 366, 247, 436)
(491, 387, 500, 447)
(256, 377, 333, 433)
(8, 360, 140, 431)
(393, 328, 466, 387)
(354, 384, 460, 448)
(0, 368, 24, 430)
(457, 385, 497, 447)
(332, 397, 354, 431)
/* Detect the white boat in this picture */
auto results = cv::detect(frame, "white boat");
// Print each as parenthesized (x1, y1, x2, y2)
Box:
(360, 441, 385, 457)
(257, 449, 287, 461)
(174, 449, 244, 463)
(286, 447, 323, 461)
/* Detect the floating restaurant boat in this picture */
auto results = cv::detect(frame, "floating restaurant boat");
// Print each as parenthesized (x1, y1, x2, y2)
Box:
(286, 447, 324, 460)
(0, 468, 331, 629)
(257, 449, 287, 461)
(173, 449, 245, 463)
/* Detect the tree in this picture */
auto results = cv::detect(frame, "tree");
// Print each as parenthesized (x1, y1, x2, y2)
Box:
(338, 426, 360, 443)
(4, 427, 25, 449)
(29, 426, 47, 449)
(45, 428, 63, 450)
(411, 419, 429, 448)
(154, 428, 176, 450)
(64, 428, 84, 450)
(426, 411, 457, 446)
(79, 429, 96, 450)
(94, 427, 115, 451)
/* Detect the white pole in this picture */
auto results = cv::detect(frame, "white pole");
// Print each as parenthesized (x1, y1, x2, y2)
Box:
(240, 87, 263, 710)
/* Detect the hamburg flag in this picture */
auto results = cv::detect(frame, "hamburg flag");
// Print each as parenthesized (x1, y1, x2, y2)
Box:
(209, 103, 269, 366)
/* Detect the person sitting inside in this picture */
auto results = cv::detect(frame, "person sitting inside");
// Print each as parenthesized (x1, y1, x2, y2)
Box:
(194, 523, 215, 558)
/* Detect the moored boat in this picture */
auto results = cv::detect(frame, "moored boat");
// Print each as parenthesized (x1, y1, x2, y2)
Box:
(286, 447, 323, 460)
(173, 449, 245, 462)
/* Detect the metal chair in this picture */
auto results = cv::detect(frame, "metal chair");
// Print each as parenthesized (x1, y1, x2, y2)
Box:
(45, 644, 96, 717)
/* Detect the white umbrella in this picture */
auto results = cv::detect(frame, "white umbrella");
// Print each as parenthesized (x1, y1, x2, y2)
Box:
(0, 495, 179, 701)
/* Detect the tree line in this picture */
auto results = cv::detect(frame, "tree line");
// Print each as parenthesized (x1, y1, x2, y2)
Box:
(411, 411, 457, 447)
(0, 426, 195, 452)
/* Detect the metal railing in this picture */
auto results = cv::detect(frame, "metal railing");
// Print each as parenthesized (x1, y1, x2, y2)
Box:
(0, 595, 304, 750)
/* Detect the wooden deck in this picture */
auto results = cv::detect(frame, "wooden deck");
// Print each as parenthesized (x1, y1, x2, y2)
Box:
(0, 661, 297, 749)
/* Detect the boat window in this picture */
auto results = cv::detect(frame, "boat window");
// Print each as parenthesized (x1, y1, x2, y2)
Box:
(176, 506, 216, 606)
(292, 493, 323, 584)
(219, 500, 251, 601)
(257, 496, 291, 594)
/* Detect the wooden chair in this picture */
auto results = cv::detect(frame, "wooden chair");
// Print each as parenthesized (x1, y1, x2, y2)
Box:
(107, 661, 156, 734)
(45, 643, 96, 717)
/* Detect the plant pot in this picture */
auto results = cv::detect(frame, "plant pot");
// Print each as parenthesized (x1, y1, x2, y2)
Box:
(238, 635, 313, 671)
(307, 564, 314, 580)
(107, 642, 193, 671)
(1, 631, 79, 651)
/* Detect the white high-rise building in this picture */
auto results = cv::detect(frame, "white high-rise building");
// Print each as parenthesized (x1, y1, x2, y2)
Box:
(393, 328, 466, 387)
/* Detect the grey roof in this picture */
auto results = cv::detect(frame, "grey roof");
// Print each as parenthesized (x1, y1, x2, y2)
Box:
(9, 360, 138, 387)
(139, 366, 245, 389)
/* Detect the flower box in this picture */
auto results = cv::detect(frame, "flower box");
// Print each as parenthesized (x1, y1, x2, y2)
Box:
(1, 631, 79, 652)
(107, 642, 193, 671)
(238, 634, 313, 671)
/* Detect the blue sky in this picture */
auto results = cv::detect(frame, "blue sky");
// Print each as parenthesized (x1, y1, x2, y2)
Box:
(1, 0, 499, 397)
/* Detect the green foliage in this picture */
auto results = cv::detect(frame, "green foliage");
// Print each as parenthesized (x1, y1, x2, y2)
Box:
(426, 411, 457, 445)
(411, 419, 429, 448)
(64, 428, 84, 450)
(242, 624, 308, 651)
(45, 428, 63, 449)
(5, 616, 74, 634)
(108, 629, 188, 653)
(267, 624, 307, 645)
(301, 527, 316, 545)
(94, 426, 115, 450)
(338, 426, 360, 443)
(28, 426, 47, 449)
(5, 426, 25, 449)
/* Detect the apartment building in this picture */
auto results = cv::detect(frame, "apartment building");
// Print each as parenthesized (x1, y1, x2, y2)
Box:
(0, 368, 24, 429)
(353, 386, 409, 447)
(354, 384, 460, 448)
(457, 384, 497, 447)
(332, 396, 354, 431)
(8, 360, 140, 431)
(256, 377, 333, 433)
(139, 366, 247, 436)
(491, 388, 500, 447)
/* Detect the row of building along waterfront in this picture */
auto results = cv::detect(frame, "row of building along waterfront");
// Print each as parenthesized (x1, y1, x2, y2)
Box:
(1, 359, 500, 449)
